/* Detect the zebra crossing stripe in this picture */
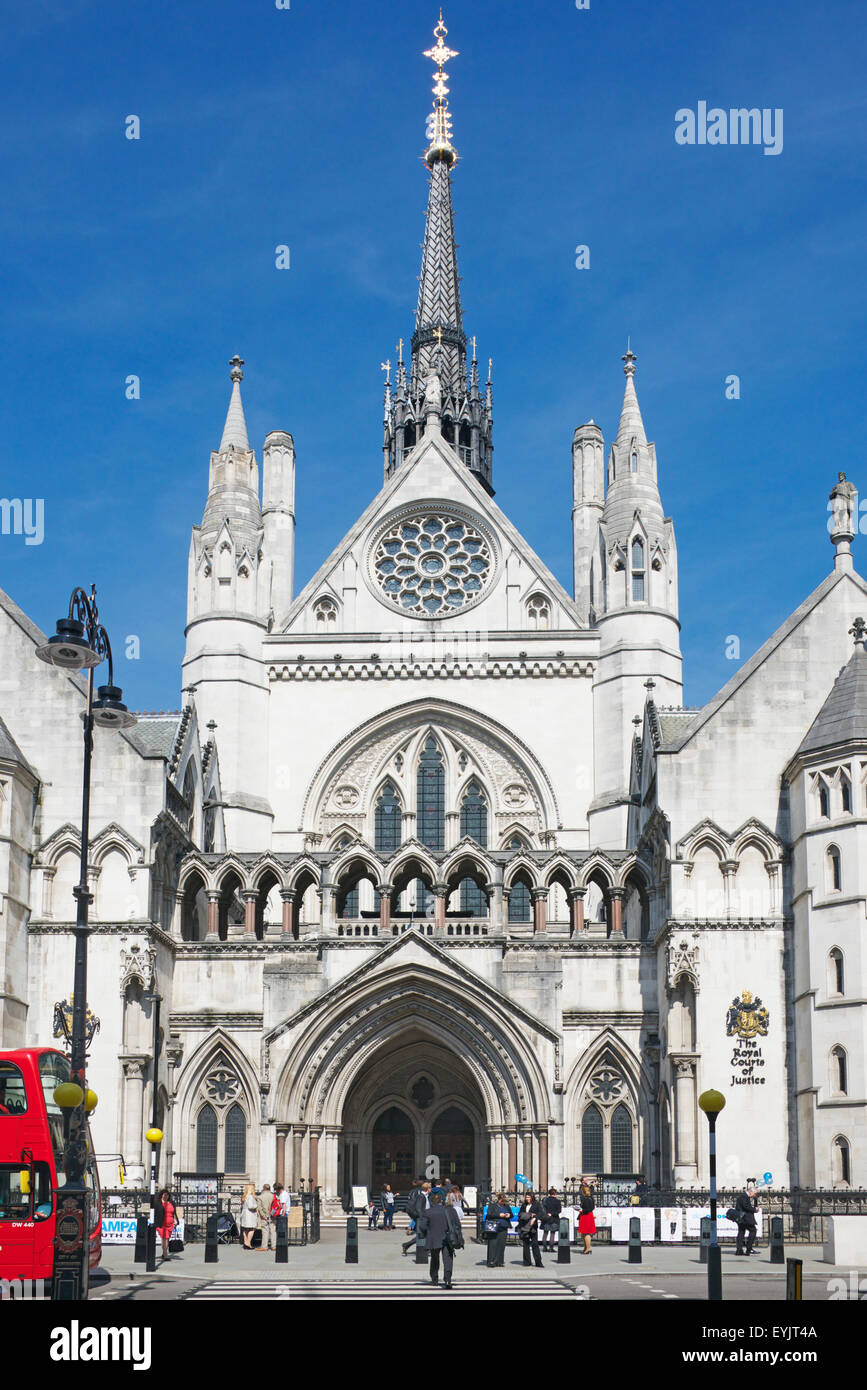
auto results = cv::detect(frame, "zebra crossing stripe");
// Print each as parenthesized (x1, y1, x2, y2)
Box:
(183, 1278, 580, 1301)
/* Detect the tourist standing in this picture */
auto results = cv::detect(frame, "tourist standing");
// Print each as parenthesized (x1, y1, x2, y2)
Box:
(485, 1192, 512, 1268)
(540, 1187, 562, 1251)
(381, 1183, 396, 1229)
(577, 1180, 596, 1255)
(155, 1189, 176, 1261)
(256, 1183, 275, 1251)
(240, 1183, 259, 1250)
(517, 1193, 545, 1268)
(735, 1182, 758, 1256)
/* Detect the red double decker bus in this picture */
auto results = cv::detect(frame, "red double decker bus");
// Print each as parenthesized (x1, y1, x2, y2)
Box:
(0, 1047, 101, 1286)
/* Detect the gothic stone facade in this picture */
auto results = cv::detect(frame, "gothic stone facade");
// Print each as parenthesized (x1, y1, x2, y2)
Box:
(1, 40, 864, 1199)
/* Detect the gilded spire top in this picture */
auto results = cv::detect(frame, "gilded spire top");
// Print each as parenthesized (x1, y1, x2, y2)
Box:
(423, 13, 458, 167)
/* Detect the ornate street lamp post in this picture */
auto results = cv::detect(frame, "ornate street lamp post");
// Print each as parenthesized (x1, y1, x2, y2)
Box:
(36, 585, 135, 1300)
(698, 1089, 726, 1301)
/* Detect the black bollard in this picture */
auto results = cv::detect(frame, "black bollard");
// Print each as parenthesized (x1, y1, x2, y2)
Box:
(557, 1216, 571, 1264)
(134, 1214, 148, 1264)
(628, 1216, 642, 1263)
(275, 1214, 288, 1264)
(699, 1216, 711, 1265)
(786, 1257, 803, 1300)
(345, 1215, 359, 1264)
(769, 1215, 784, 1264)
(204, 1213, 218, 1264)
(145, 1219, 157, 1273)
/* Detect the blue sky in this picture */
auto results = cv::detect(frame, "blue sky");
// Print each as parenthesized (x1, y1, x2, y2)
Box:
(2, 0, 865, 711)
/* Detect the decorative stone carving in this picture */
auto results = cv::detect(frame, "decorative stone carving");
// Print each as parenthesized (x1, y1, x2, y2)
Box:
(332, 785, 359, 809)
(503, 783, 527, 807)
(588, 1066, 625, 1103)
(204, 1054, 241, 1104)
(666, 935, 699, 992)
(371, 511, 493, 617)
(120, 941, 156, 995)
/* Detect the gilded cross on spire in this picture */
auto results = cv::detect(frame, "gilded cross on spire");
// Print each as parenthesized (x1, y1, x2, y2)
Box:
(396, 338, 404, 362)
(423, 13, 458, 166)
(380, 359, 391, 383)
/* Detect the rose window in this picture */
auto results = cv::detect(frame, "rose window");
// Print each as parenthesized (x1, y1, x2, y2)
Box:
(372, 513, 492, 616)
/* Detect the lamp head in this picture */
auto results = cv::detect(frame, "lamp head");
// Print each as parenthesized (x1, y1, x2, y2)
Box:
(92, 685, 137, 729)
(698, 1089, 726, 1115)
(35, 618, 101, 670)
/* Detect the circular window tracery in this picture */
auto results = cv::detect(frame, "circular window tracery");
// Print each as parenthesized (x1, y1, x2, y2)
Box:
(372, 511, 493, 617)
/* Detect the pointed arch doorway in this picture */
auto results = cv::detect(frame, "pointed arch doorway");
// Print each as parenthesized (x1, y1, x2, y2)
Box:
(340, 1028, 486, 1192)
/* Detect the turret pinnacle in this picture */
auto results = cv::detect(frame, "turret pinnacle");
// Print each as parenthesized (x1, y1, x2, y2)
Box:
(383, 15, 494, 493)
(219, 355, 250, 452)
(615, 347, 648, 449)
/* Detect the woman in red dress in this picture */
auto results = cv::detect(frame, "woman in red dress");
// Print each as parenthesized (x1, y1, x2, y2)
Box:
(577, 1180, 596, 1255)
(155, 1188, 176, 1260)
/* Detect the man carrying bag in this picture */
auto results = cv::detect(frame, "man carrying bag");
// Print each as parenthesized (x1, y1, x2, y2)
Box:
(419, 1192, 464, 1290)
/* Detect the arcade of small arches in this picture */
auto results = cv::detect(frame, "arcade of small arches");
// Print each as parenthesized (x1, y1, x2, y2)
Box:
(172, 845, 653, 942)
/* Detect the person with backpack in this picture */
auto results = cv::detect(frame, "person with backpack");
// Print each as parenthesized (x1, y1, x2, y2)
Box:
(257, 1183, 276, 1251)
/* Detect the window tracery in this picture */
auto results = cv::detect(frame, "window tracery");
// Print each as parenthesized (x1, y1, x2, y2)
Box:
(372, 512, 492, 616)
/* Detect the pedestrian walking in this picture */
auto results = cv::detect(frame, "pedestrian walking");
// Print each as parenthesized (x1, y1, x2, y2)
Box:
(540, 1187, 562, 1251)
(734, 1182, 758, 1255)
(485, 1192, 513, 1268)
(517, 1193, 545, 1267)
(240, 1182, 259, 1250)
(155, 1189, 176, 1261)
(402, 1180, 431, 1254)
(256, 1184, 275, 1251)
(276, 1183, 291, 1217)
(445, 1186, 464, 1218)
(419, 1192, 464, 1289)
(577, 1180, 596, 1255)
(380, 1183, 396, 1229)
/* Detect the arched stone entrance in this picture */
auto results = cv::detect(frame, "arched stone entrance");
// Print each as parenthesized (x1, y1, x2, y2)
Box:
(340, 1027, 487, 1191)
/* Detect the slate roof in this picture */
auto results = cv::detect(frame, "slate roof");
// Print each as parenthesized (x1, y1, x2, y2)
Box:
(796, 643, 867, 757)
(127, 714, 181, 759)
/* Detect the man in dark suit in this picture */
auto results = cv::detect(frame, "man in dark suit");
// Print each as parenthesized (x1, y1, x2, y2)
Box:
(735, 1182, 758, 1255)
(419, 1192, 463, 1289)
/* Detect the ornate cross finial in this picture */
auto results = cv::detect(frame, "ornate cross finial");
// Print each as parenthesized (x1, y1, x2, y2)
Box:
(434, 325, 443, 345)
(850, 617, 867, 645)
(644, 678, 656, 692)
(471, 334, 477, 359)
(622, 345, 637, 378)
(396, 338, 404, 362)
(423, 13, 458, 165)
(487, 357, 493, 382)
(380, 359, 391, 383)
(229, 354, 244, 383)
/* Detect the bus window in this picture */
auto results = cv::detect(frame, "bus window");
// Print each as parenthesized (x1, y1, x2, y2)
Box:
(0, 1062, 28, 1116)
(37, 1052, 70, 1118)
(0, 1164, 33, 1220)
(33, 1161, 53, 1220)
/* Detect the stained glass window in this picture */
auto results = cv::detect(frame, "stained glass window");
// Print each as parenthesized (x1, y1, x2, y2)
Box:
(372, 512, 493, 616)
(196, 1103, 218, 1172)
(460, 782, 487, 915)
(375, 783, 402, 853)
(581, 1104, 603, 1172)
(611, 1104, 633, 1173)
(417, 737, 444, 851)
(508, 875, 532, 923)
(225, 1103, 247, 1173)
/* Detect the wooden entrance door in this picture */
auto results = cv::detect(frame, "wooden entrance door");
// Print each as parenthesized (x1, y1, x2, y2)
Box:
(372, 1106, 415, 1186)
(430, 1106, 475, 1184)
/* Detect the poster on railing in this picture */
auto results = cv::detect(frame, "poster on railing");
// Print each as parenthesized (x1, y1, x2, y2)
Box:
(605, 1207, 656, 1242)
(659, 1207, 684, 1242)
(684, 1207, 763, 1239)
(100, 1216, 138, 1244)
(351, 1185, 369, 1212)
(463, 1185, 478, 1212)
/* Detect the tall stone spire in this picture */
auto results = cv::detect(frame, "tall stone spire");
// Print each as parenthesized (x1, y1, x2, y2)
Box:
(383, 14, 494, 493)
(219, 355, 250, 452)
(615, 347, 648, 450)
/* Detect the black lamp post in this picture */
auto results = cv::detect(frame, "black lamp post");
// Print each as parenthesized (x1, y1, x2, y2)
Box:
(698, 1089, 726, 1302)
(36, 585, 135, 1300)
(144, 992, 163, 1272)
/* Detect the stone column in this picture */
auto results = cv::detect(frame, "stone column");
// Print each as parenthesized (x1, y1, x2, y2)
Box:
(280, 890, 296, 939)
(171, 890, 184, 939)
(121, 1056, 148, 1176)
(673, 1057, 698, 1177)
(568, 887, 586, 935)
(433, 882, 448, 931)
(721, 860, 738, 919)
(487, 1125, 504, 1190)
(507, 1130, 518, 1189)
(521, 1125, 534, 1182)
(206, 891, 219, 938)
(318, 885, 338, 936)
(309, 1127, 322, 1189)
(292, 1127, 304, 1189)
(608, 887, 625, 936)
(378, 883, 393, 934)
(538, 1128, 549, 1191)
(276, 1128, 287, 1187)
(766, 860, 781, 916)
(532, 887, 548, 933)
(243, 890, 257, 936)
(324, 1126, 341, 1198)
